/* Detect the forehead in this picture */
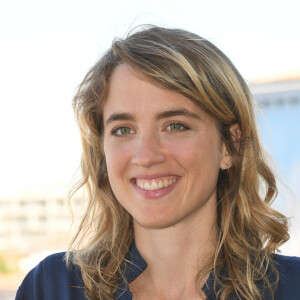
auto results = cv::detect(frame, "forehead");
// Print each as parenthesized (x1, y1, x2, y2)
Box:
(104, 64, 207, 119)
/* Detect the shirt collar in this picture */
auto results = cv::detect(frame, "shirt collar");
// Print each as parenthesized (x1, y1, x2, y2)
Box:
(123, 239, 148, 283)
(115, 239, 148, 299)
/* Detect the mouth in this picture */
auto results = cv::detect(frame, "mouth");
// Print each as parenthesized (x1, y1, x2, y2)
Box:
(131, 175, 180, 199)
(134, 176, 178, 191)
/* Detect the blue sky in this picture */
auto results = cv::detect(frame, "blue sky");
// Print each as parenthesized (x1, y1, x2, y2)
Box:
(262, 104, 300, 171)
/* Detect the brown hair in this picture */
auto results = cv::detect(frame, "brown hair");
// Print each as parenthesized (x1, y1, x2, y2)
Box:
(69, 25, 289, 299)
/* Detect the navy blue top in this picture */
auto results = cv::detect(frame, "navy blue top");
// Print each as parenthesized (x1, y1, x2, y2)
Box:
(16, 241, 300, 299)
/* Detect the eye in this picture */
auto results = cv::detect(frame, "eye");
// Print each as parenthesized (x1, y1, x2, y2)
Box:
(167, 122, 188, 132)
(111, 126, 134, 136)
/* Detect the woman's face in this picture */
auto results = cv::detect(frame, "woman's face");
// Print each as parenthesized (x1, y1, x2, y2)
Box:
(103, 64, 229, 229)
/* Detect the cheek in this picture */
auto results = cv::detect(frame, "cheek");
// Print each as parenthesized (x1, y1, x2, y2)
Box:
(104, 142, 133, 184)
(170, 138, 221, 171)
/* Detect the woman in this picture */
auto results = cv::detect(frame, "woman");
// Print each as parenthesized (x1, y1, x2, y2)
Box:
(17, 26, 300, 300)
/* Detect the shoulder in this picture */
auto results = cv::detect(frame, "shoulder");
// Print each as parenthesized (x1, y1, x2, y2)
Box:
(16, 252, 87, 300)
(273, 254, 300, 299)
(274, 253, 300, 276)
(274, 253, 300, 265)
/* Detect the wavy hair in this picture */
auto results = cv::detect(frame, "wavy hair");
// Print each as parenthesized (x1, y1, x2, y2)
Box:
(68, 25, 289, 300)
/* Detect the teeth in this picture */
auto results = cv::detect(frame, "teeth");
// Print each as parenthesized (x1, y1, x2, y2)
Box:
(136, 177, 177, 191)
(151, 181, 158, 190)
(163, 179, 169, 187)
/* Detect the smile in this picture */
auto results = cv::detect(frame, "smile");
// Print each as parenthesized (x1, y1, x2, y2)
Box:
(135, 176, 177, 191)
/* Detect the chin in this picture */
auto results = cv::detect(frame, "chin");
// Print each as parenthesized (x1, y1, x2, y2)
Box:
(133, 213, 182, 230)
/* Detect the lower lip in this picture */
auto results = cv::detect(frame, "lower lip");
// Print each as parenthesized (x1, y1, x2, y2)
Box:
(131, 178, 181, 199)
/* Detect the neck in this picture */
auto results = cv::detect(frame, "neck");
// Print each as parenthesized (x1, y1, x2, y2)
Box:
(132, 197, 217, 298)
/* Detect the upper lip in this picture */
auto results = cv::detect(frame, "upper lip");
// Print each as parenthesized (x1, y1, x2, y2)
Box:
(131, 174, 180, 180)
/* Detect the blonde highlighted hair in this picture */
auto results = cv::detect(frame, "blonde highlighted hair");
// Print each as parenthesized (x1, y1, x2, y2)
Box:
(69, 25, 289, 299)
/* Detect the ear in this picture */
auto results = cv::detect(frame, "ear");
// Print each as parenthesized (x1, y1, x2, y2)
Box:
(230, 123, 241, 147)
(220, 123, 241, 171)
(220, 144, 232, 171)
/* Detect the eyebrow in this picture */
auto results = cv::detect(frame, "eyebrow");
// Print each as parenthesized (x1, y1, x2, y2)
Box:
(105, 109, 202, 126)
(157, 109, 202, 121)
(105, 113, 135, 125)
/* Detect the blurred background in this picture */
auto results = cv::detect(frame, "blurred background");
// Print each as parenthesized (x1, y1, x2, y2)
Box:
(0, 0, 299, 298)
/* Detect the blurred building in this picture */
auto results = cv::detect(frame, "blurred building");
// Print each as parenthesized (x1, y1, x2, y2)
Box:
(0, 196, 84, 252)
(251, 77, 300, 257)
(250, 78, 300, 107)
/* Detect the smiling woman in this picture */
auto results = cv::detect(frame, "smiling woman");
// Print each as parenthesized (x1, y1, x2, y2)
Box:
(16, 26, 300, 300)
(103, 64, 224, 230)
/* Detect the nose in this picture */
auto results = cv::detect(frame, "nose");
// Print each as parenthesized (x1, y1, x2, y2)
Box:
(131, 132, 166, 168)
